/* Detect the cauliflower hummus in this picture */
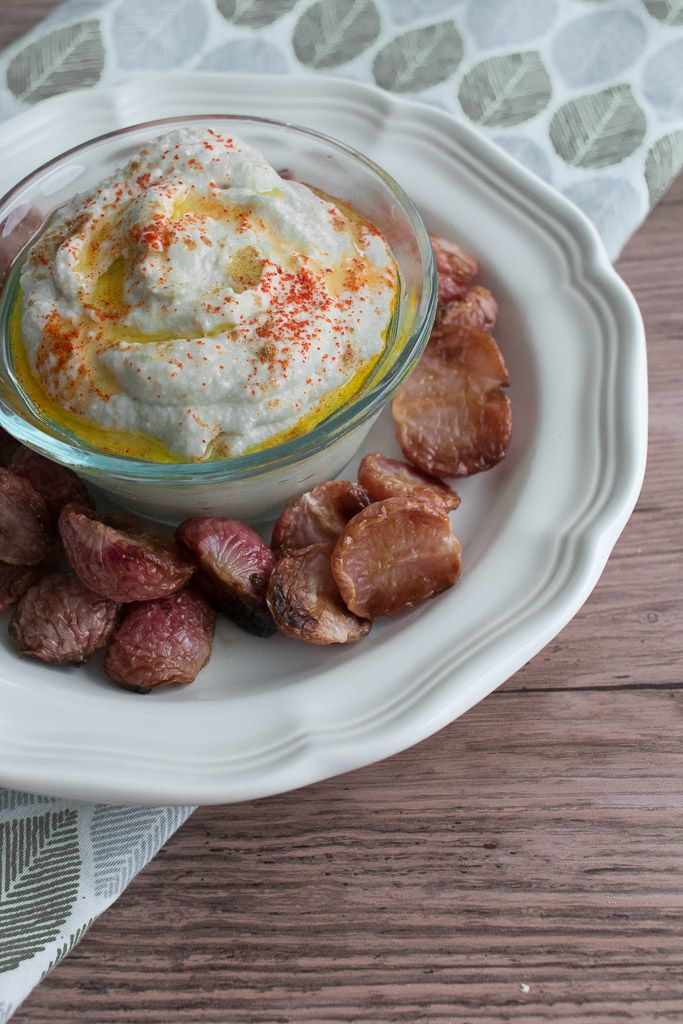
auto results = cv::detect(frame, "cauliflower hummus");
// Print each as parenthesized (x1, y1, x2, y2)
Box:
(12, 126, 399, 461)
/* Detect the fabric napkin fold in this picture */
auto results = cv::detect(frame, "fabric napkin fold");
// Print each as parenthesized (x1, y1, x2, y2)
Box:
(1, 0, 681, 1018)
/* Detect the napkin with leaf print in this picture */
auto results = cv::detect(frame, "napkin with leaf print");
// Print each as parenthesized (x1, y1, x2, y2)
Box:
(1, 0, 682, 1018)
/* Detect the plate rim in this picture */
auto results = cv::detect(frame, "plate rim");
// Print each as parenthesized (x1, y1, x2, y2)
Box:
(0, 72, 647, 805)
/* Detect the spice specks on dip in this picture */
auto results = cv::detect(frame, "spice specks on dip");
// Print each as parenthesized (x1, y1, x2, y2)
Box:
(12, 126, 399, 462)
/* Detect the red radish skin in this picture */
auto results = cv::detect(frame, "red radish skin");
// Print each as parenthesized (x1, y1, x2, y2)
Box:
(59, 507, 195, 602)
(0, 561, 48, 613)
(358, 452, 460, 513)
(105, 588, 215, 693)
(10, 572, 120, 665)
(431, 235, 479, 306)
(0, 467, 52, 565)
(9, 447, 94, 519)
(271, 480, 371, 557)
(436, 285, 498, 332)
(176, 516, 276, 637)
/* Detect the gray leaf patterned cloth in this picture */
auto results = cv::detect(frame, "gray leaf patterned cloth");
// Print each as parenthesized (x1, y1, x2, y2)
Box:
(0, 0, 681, 1017)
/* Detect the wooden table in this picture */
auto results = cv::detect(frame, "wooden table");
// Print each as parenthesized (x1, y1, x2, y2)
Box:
(4, 5, 683, 1022)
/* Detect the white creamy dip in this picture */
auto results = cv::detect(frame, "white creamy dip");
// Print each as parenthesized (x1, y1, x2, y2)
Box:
(18, 126, 398, 459)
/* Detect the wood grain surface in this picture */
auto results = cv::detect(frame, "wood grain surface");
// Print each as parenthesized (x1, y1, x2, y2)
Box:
(4, 4, 683, 1022)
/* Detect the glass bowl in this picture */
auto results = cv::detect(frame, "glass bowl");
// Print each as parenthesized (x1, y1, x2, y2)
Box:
(0, 115, 436, 523)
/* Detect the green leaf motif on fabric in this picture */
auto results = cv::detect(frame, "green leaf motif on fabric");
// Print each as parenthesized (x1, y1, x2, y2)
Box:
(292, 0, 381, 69)
(39, 919, 94, 981)
(642, 0, 683, 25)
(493, 134, 553, 181)
(6, 20, 104, 104)
(92, 805, 192, 898)
(217, 0, 298, 29)
(563, 176, 642, 258)
(201, 38, 290, 73)
(551, 10, 647, 89)
(0, 791, 58, 811)
(549, 85, 647, 168)
(0, 811, 80, 972)
(458, 51, 551, 127)
(465, 0, 559, 49)
(113, 0, 208, 71)
(644, 130, 683, 206)
(373, 21, 463, 93)
(42, 0, 111, 30)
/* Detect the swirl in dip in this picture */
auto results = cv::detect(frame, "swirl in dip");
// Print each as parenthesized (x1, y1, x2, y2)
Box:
(12, 126, 399, 461)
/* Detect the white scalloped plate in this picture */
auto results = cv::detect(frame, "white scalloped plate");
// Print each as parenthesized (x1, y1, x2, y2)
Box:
(0, 74, 646, 805)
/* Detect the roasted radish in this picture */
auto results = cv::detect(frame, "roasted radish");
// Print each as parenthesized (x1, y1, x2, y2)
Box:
(105, 588, 215, 693)
(10, 572, 120, 665)
(9, 447, 94, 520)
(59, 507, 194, 602)
(271, 480, 371, 556)
(267, 543, 370, 645)
(358, 452, 460, 512)
(176, 516, 275, 637)
(331, 498, 461, 619)
(0, 467, 52, 565)
(392, 323, 511, 478)
(431, 235, 479, 306)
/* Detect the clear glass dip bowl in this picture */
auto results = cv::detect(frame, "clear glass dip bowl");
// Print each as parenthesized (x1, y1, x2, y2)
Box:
(0, 115, 436, 523)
